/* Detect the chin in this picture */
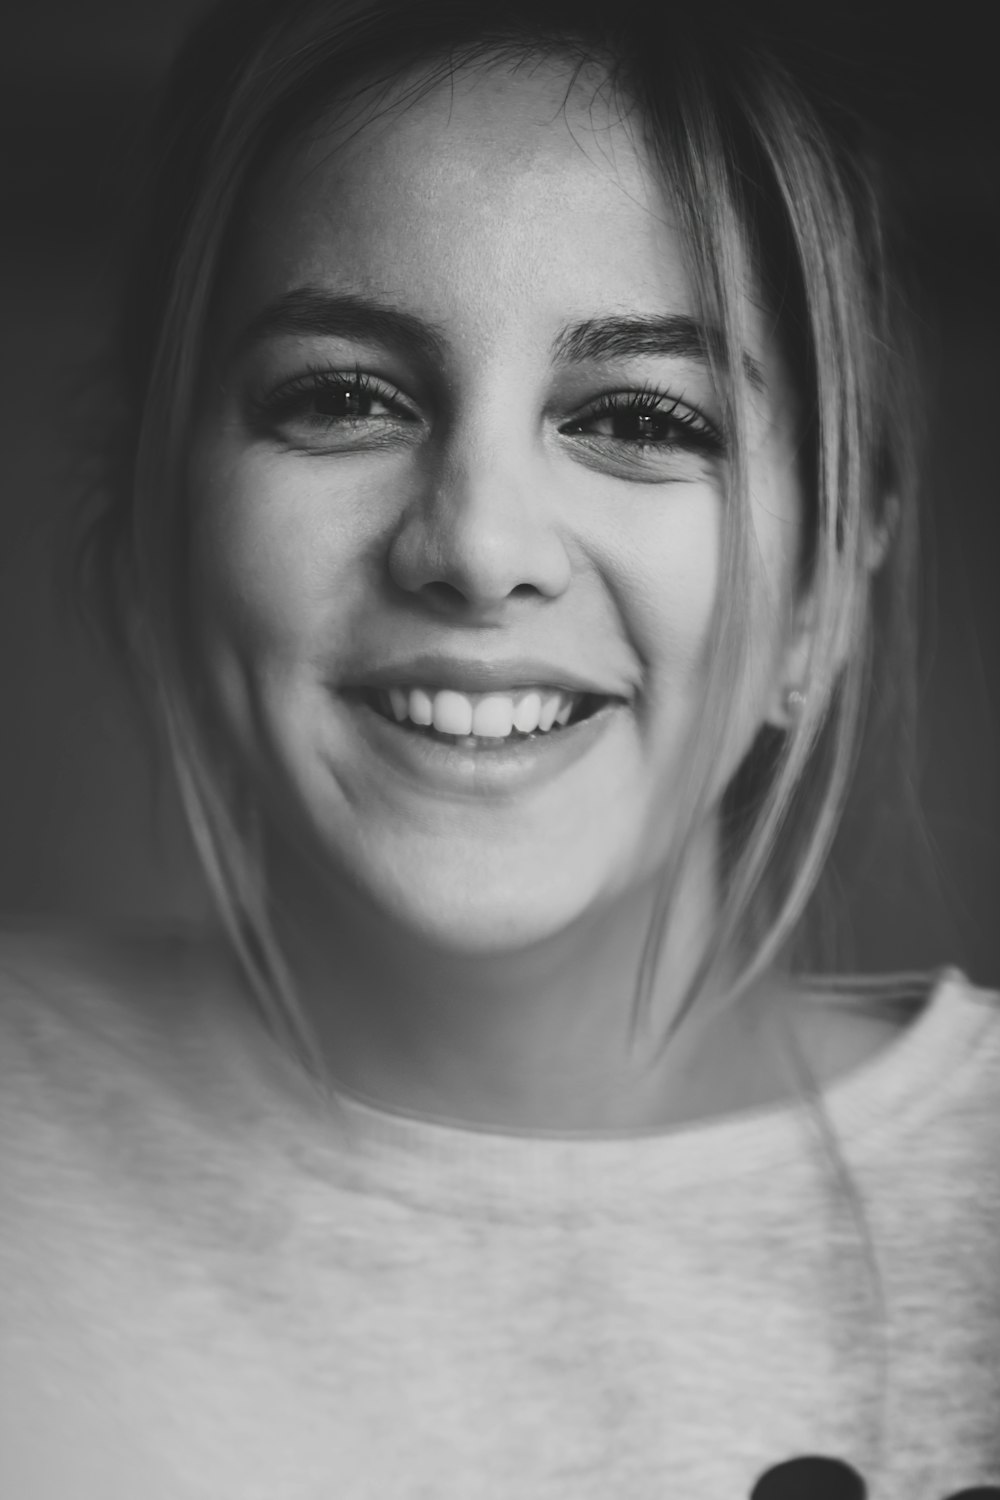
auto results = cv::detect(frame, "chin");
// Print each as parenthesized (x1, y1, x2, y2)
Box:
(263, 785, 628, 956)
(342, 858, 606, 957)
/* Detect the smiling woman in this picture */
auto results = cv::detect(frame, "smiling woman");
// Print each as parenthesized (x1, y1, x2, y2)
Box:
(1, 1, 999, 1497)
(188, 55, 801, 993)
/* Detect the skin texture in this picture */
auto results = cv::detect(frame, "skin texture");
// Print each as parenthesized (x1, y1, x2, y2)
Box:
(187, 58, 833, 1130)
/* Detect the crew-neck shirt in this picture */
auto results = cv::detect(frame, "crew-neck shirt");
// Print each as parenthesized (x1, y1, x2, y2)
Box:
(1, 925, 998, 1499)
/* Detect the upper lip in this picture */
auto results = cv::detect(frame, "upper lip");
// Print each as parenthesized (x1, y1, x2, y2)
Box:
(340, 654, 628, 698)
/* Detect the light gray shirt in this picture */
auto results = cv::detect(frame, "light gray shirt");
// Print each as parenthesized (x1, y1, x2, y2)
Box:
(2, 927, 998, 1499)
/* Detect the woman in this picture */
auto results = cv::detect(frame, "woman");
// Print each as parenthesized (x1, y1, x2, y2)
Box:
(1, 1, 998, 1495)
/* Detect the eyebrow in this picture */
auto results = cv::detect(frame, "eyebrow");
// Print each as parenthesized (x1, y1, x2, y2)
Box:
(553, 314, 765, 390)
(231, 287, 447, 366)
(232, 287, 764, 389)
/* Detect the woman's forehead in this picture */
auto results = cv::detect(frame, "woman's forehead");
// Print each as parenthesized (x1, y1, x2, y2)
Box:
(242, 58, 665, 265)
(294, 52, 641, 183)
(223, 67, 671, 321)
(216, 53, 783, 408)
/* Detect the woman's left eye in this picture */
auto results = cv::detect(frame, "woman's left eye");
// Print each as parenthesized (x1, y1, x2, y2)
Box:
(560, 391, 723, 458)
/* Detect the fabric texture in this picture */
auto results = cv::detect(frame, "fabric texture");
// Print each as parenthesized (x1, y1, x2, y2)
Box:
(1, 925, 998, 1500)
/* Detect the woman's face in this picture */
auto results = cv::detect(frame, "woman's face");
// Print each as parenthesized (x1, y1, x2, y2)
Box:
(190, 58, 805, 953)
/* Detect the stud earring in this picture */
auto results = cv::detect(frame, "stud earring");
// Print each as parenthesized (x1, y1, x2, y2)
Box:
(783, 687, 808, 718)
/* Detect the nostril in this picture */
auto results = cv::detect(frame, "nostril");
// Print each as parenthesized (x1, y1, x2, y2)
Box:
(416, 579, 544, 611)
(422, 581, 468, 608)
(407, 579, 495, 618)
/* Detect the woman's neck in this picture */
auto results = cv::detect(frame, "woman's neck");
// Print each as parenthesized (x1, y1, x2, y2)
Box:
(263, 833, 769, 1133)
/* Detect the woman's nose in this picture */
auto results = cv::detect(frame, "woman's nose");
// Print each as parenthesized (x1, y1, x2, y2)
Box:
(385, 447, 573, 618)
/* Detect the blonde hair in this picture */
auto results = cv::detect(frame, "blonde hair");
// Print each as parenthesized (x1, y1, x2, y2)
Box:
(72, 0, 916, 1086)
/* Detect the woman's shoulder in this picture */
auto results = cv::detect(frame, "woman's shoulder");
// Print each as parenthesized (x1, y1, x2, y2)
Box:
(789, 965, 999, 1046)
(0, 919, 273, 1216)
(0, 914, 210, 1009)
(732, 967, 1000, 1132)
(784, 967, 1000, 1140)
(0, 918, 231, 1101)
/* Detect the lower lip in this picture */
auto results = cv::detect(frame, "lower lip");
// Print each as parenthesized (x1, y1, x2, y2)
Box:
(341, 696, 625, 798)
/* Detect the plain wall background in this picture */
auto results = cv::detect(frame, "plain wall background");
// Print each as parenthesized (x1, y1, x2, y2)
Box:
(1, 0, 997, 981)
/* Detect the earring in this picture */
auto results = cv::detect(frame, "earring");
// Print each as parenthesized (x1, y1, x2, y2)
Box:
(783, 687, 808, 718)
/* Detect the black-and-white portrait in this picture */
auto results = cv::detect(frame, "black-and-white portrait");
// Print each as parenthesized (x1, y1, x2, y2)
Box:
(1, 3, 998, 1495)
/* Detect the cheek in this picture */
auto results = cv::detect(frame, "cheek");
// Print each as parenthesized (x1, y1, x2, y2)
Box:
(607, 486, 722, 691)
(614, 468, 798, 792)
(185, 450, 376, 761)
(187, 450, 375, 659)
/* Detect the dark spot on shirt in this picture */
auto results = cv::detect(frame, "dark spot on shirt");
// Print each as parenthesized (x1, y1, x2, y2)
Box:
(752, 1456, 866, 1499)
(750, 1456, 1000, 1500)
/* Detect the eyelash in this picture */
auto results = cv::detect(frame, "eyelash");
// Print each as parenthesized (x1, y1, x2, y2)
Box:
(559, 386, 724, 457)
(250, 366, 415, 433)
(249, 367, 723, 459)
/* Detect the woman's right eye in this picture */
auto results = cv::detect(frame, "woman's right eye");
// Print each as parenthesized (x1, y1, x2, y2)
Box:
(249, 369, 421, 448)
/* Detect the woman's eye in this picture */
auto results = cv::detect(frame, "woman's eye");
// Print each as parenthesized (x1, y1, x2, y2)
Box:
(309, 380, 395, 420)
(250, 370, 419, 447)
(578, 407, 676, 443)
(560, 393, 723, 459)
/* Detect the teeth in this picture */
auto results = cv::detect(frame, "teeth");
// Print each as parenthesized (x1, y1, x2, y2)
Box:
(512, 691, 542, 733)
(432, 690, 473, 737)
(537, 693, 561, 732)
(471, 694, 515, 738)
(409, 688, 433, 726)
(384, 686, 582, 738)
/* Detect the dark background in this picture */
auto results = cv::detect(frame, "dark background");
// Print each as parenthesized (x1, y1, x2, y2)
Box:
(1, 1, 997, 980)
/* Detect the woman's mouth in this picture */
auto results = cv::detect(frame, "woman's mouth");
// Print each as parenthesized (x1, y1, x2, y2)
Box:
(352, 685, 610, 748)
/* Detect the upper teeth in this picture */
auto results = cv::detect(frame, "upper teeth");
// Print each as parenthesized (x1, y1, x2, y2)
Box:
(383, 687, 579, 738)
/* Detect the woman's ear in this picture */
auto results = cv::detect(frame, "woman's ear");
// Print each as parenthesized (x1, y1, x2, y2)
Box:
(763, 496, 898, 731)
(864, 493, 899, 573)
(763, 591, 817, 730)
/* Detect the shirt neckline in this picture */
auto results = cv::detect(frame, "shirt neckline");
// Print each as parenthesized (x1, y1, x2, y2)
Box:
(245, 967, 995, 1220)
